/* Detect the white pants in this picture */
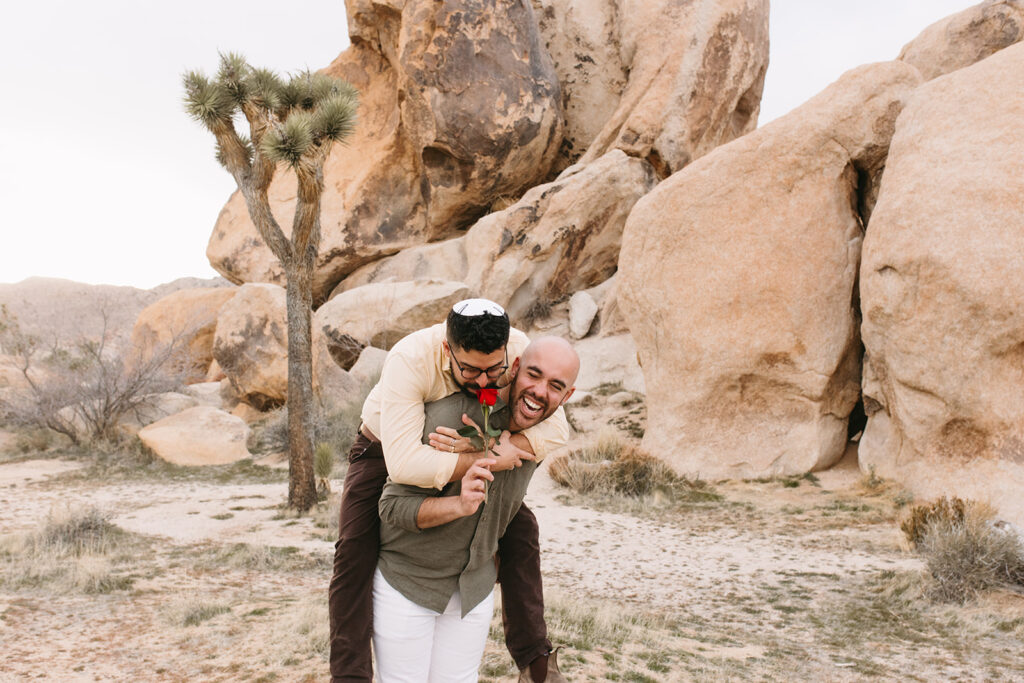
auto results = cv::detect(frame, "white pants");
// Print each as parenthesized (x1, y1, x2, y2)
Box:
(372, 568, 493, 682)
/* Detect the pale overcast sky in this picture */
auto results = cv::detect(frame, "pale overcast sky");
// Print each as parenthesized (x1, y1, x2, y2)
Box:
(0, 0, 978, 289)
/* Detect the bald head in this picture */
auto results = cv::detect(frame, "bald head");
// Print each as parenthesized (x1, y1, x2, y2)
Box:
(507, 336, 579, 432)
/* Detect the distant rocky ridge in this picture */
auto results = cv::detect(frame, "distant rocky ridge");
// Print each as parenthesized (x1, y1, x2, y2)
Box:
(0, 276, 232, 343)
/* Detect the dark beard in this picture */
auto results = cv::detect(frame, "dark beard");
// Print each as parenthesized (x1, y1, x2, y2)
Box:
(452, 373, 502, 398)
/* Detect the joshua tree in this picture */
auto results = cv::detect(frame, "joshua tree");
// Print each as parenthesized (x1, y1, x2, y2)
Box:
(183, 54, 357, 511)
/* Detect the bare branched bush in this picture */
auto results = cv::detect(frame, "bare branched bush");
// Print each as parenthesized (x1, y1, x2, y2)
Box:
(249, 399, 363, 461)
(0, 305, 188, 446)
(913, 501, 1024, 603)
(549, 431, 720, 503)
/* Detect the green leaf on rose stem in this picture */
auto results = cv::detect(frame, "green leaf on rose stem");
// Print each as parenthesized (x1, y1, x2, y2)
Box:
(457, 426, 478, 438)
(468, 435, 485, 450)
(485, 426, 502, 438)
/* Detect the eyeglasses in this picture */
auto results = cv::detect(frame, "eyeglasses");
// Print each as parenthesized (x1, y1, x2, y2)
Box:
(449, 347, 508, 380)
(451, 299, 506, 317)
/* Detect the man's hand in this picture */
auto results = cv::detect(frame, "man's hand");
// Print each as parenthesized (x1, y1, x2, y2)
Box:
(457, 458, 496, 515)
(490, 431, 537, 471)
(417, 458, 496, 528)
(428, 425, 474, 454)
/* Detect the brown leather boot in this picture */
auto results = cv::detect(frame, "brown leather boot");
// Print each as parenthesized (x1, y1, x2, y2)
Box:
(518, 648, 567, 683)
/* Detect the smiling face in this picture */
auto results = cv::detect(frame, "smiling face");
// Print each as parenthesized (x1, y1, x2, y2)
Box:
(507, 337, 579, 432)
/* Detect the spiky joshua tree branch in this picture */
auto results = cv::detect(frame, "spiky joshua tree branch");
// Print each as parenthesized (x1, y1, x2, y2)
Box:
(184, 53, 358, 512)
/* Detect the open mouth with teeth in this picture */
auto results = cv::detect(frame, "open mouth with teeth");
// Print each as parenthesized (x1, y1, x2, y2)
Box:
(516, 393, 546, 424)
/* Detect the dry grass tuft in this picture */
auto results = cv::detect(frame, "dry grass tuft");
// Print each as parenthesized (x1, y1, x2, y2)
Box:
(914, 502, 1024, 604)
(549, 431, 720, 504)
(0, 505, 141, 593)
(900, 496, 969, 548)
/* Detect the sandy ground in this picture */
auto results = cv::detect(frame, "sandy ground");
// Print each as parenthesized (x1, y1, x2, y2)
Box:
(0, 451, 903, 680)
(2, 438, 1022, 681)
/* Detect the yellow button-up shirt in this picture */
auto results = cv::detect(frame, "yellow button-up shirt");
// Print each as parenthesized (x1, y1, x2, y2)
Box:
(360, 322, 570, 489)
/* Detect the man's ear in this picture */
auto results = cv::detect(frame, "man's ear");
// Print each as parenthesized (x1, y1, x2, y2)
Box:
(509, 357, 520, 375)
(559, 386, 576, 406)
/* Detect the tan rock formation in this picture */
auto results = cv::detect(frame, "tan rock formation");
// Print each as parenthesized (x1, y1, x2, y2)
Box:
(207, 0, 563, 302)
(126, 392, 200, 429)
(898, 0, 1024, 81)
(860, 43, 1024, 525)
(330, 150, 655, 323)
(183, 381, 227, 409)
(531, 0, 628, 168)
(212, 284, 288, 410)
(130, 288, 236, 383)
(316, 279, 469, 352)
(137, 406, 251, 466)
(314, 279, 467, 406)
(572, 0, 769, 177)
(465, 150, 657, 322)
(573, 334, 644, 395)
(330, 237, 467, 297)
(618, 61, 922, 479)
(568, 291, 598, 339)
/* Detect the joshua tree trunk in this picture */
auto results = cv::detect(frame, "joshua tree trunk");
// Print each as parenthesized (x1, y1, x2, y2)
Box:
(285, 257, 317, 511)
(283, 159, 325, 512)
(184, 56, 357, 512)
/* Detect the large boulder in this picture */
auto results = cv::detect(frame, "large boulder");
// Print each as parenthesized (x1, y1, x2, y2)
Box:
(531, 0, 629, 168)
(898, 0, 1024, 81)
(137, 406, 251, 466)
(317, 279, 470, 352)
(330, 237, 468, 297)
(207, 0, 563, 302)
(329, 149, 656, 323)
(212, 284, 288, 410)
(118, 392, 200, 437)
(860, 43, 1024, 526)
(618, 61, 922, 480)
(130, 288, 236, 383)
(573, 334, 644, 395)
(312, 279, 468, 405)
(570, 0, 769, 177)
(465, 150, 657, 321)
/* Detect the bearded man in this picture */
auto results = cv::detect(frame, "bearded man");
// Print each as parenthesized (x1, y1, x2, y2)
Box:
(372, 336, 579, 681)
(329, 300, 570, 682)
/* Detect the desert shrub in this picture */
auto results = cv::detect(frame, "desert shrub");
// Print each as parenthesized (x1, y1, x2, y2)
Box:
(549, 431, 720, 503)
(900, 497, 968, 548)
(0, 505, 140, 593)
(914, 502, 1024, 603)
(249, 399, 364, 459)
(0, 304, 188, 446)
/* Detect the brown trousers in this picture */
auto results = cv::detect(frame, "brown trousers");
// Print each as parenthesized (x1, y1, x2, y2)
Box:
(327, 432, 551, 681)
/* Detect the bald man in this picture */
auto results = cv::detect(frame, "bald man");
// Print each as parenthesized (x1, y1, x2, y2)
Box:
(373, 337, 580, 681)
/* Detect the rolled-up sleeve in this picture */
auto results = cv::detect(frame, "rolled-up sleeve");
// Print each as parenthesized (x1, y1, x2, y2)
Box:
(378, 481, 430, 532)
(379, 343, 459, 489)
(519, 405, 570, 461)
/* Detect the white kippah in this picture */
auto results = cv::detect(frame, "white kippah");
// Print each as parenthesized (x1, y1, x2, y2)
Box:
(451, 298, 506, 317)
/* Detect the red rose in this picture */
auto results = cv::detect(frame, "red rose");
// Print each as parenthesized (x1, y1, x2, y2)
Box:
(476, 387, 498, 407)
